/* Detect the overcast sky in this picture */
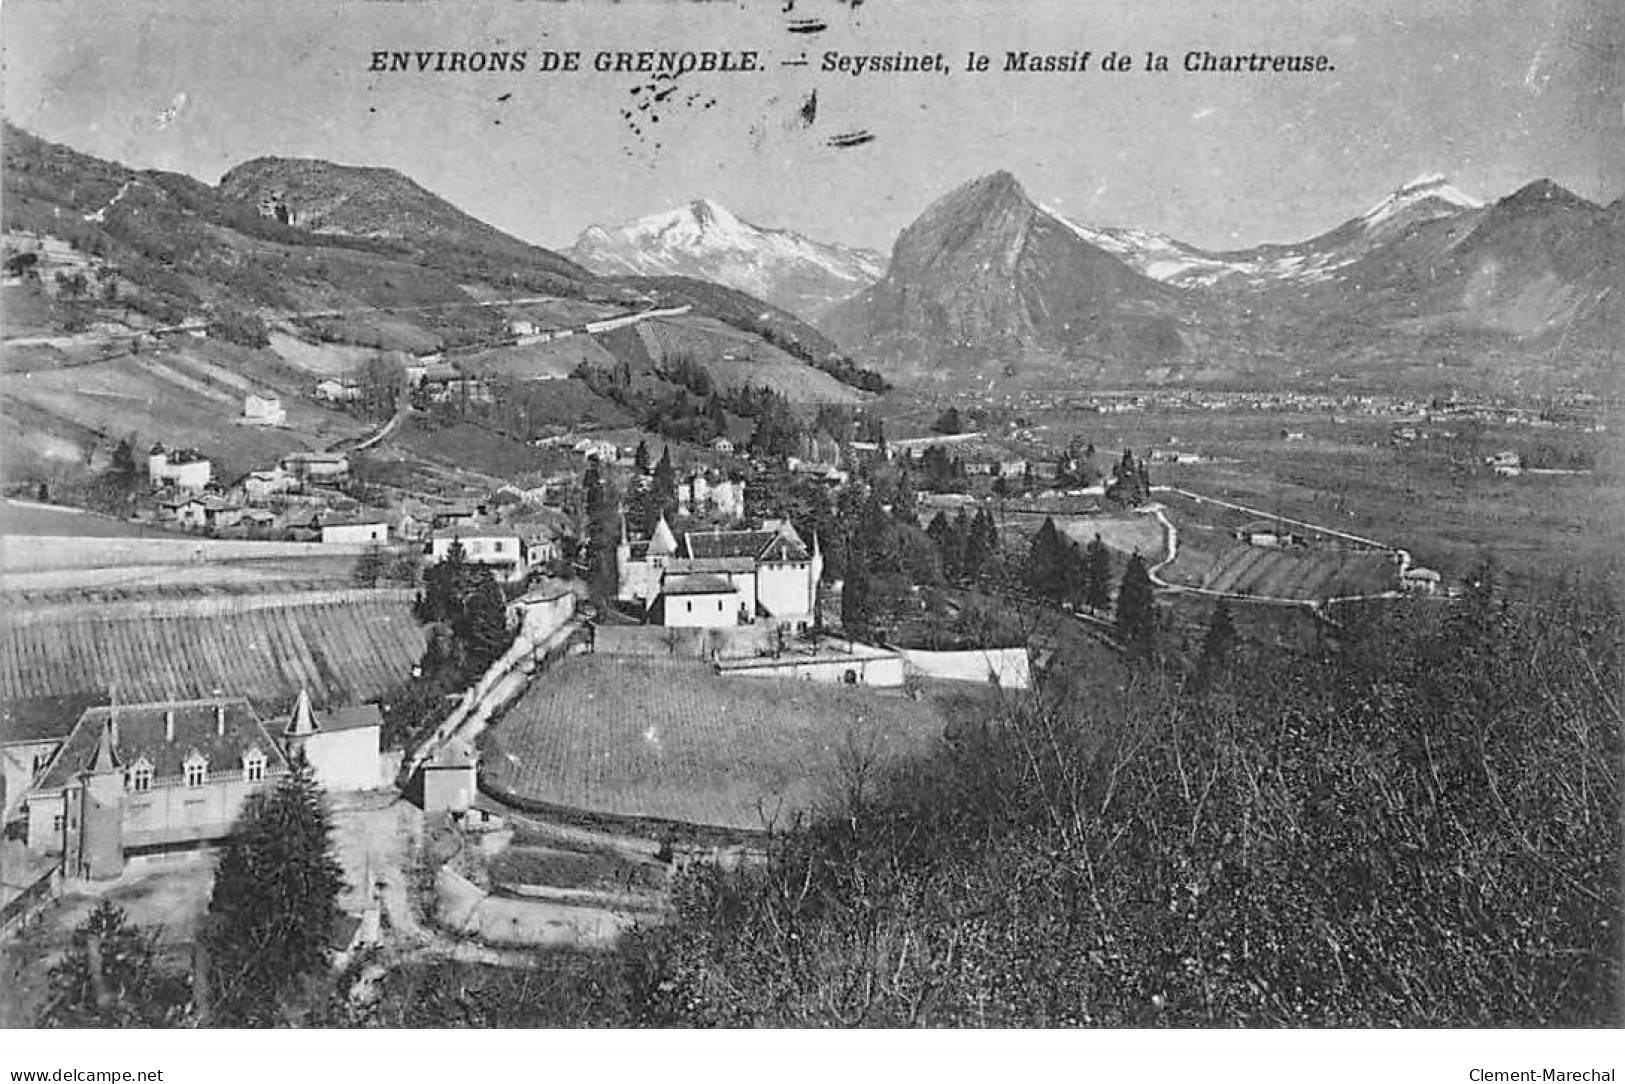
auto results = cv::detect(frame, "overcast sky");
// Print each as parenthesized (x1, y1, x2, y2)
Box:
(4, 0, 1619, 253)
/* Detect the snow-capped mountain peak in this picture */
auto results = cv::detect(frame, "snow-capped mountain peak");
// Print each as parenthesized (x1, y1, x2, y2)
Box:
(1360, 174, 1483, 231)
(568, 199, 886, 320)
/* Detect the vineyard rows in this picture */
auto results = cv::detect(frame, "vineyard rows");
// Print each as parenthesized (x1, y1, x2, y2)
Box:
(1, 596, 424, 708)
(1203, 546, 1398, 600)
(484, 655, 946, 831)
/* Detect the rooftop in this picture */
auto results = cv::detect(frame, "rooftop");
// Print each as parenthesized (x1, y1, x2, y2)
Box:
(33, 697, 290, 792)
(660, 573, 738, 597)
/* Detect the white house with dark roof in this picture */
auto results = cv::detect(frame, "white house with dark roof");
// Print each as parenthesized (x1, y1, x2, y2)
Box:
(278, 689, 382, 793)
(425, 528, 529, 583)
(616, 515, 822, 630)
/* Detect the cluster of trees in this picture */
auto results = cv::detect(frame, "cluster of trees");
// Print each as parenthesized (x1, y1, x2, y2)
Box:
(1105, 448, 1152, 506)
(205, 307, 271, 349)
(379, 539, 517, 749)
(40, 755, 347, 1028)
(623, 570, 1622, 1026)
(1025, 518, 1116, 611)
(625, 443, 679, 537)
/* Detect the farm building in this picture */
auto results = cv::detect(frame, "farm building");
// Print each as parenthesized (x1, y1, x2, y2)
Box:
(617, 515, 822, 632)
(1236, 521, 1306, 549)
(572, 437, 619, 462)
(147, 445, 212, 491)
(233, 467, 297, 504)
(280, 451, 350, 485)
(22, 698, 291, 879)
(1401, 566, 1443, 595)
(321, 517, 390, 546)
(242, 393, 286, 426)
(315, 378, 362, 403)
(425, 528, 529, 583)
(711, 436, 736, 454)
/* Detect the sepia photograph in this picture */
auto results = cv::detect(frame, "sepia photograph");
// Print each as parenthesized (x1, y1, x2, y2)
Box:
(0, 0, 1620, 1065)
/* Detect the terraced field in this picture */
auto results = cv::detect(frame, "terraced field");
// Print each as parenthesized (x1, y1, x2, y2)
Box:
(1202, 546, 1398, 600)
(0, 589, 424, 708)
(484, 655, 950, 831)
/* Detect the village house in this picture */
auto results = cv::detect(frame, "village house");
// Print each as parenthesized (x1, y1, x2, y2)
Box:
(315, 378, 362, 403)
(617, 516, 822, 632)
(280, 451, 350, 486)
(431, 505, 482, 531)
(232, 467, 298, 505)
(1485, 450, 1523, 477)
(147, 444, 212, 492)
(710, 436, 736, 455)
(572, 437, 619, 463)
(242, 393, 286, 427)
(425, 528, 529, 583)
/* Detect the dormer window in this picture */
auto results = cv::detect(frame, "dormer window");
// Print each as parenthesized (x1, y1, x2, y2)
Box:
(243, 748, 267, 784)
(183, 751, 208, 788)
(128, 757, 153, 793)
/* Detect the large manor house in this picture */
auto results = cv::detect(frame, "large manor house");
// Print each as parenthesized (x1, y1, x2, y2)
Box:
(7, 691, 380, 880)
(616, 515, 822, 630)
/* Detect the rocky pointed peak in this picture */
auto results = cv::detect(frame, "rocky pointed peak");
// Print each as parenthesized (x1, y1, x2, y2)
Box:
(1499, 178, 1594, 212)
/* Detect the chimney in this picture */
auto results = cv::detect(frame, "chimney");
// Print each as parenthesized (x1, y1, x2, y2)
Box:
(215, 703, 226, 737)
(164, 710, 175, 742)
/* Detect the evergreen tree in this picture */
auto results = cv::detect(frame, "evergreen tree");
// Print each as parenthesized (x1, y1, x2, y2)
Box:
(1114, 552, 1157, 656)
(110, 438, 138, 486)
(1082, 533, 1114, 611)
(841, 559, 872, 638)
(203, 751, 345, 1026)
(40, 901, 188, 1028)
(460, 578, 515, 671)
(634, 439, 650, 473)
(1027, 517, 1068, 601)
(652, 447, 678, 524)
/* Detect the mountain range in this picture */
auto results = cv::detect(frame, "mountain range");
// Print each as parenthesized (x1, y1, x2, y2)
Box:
(568, 200, 885, 321)
(818, 170, 1621, 390)
(4, 119, 1618, 396)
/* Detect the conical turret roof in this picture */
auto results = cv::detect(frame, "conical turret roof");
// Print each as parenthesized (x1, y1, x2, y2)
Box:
(283, 688, 319, 737)
(82, 717, 121, 774)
